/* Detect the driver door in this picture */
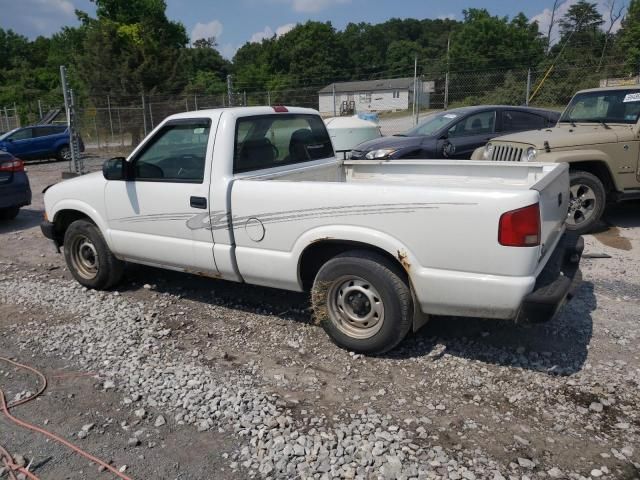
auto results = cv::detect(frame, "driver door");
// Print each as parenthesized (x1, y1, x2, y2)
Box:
(104, 118, 218, 274)
(444, 110, 496, 159)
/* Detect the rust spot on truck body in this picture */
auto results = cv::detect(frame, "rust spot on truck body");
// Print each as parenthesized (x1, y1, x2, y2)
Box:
(186, 269, 222, 279)
(397, 250, 411, 272)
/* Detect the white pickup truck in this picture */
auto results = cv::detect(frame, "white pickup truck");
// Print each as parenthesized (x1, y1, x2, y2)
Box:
(41, 106, 583, 354)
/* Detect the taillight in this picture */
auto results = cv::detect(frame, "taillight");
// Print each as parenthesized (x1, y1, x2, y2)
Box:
(0, 159, 24, 172)
(272, 105, 288, 112)
(498, 203, 540, 247)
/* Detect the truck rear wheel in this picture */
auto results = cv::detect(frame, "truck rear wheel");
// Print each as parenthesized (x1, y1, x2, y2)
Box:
(63, 219, 124, 290)
(311, 250, 412, 354)
(566, 170, 606, 234)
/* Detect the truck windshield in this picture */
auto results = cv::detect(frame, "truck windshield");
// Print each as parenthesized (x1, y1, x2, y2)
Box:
(234, 114, 334, 173)
(559, 89, 640, 125)
(403, 110, 464, 137)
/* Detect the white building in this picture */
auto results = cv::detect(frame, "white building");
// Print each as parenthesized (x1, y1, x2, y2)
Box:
(318, 77, 433, 115)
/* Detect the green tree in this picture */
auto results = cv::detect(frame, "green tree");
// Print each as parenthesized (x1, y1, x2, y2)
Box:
(618, 0, 640, 74)
(75, 0, 190, 97)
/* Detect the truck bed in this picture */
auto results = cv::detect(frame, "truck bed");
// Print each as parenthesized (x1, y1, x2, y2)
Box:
(254, 158, 564, 192)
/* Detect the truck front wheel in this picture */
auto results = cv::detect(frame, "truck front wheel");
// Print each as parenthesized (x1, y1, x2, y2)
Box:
(63, 219, 124, 290)
(311, 250, 412, 354)
(567, 171, 606, 234)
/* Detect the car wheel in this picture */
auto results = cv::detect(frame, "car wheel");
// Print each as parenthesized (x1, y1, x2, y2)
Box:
(0, 206, 20, 220)
(56, 145, 71, 162)
(312, 250, 412, 355)
(63, 219, 124, 289)
(566, 171, 606, 234)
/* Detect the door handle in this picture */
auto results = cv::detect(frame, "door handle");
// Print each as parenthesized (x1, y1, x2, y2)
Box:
(190, 196, 207, 209)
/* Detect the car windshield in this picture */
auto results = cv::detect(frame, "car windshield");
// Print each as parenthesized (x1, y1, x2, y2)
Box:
(559, 89, 640, 125)
(404, 111, 464, 136)
(0, 128, 20, 141)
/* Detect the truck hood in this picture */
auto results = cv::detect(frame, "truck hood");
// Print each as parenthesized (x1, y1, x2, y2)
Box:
(494, 124, 623, 149)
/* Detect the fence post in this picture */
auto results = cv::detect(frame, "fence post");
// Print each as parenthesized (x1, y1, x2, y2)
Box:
(227, 75, 233, 107)
(3, 107, 8, 131)
(415, 77, 421, 125)
(141, 94, 148, 136)
(243, 90, 247, 106)
(412, 55, 418, 124)
(526, 69, 531, 106)
(185, 96, 189, 111)
(107, 95, 115, 148)
(117, 107, 123, 147)
(149, 102, 154, 129)
(194, 94, 198, 110)
(332, 83, 336, 116)
(267, 91, 271, 106)
(38, 100, 43, 120)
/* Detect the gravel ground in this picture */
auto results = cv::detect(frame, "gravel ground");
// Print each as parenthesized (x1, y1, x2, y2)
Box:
(0, 159, 639, 480)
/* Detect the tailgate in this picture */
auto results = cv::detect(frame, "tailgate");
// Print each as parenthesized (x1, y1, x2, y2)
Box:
(532, 163, 569, 257)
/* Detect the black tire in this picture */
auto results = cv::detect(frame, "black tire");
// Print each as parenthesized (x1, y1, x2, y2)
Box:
(566, 170, 606, 234)
(63, 219, 124, 289)
(311, 250, 412, 354)
(0, 206, 20, 220)
(56, 145, 71, 162)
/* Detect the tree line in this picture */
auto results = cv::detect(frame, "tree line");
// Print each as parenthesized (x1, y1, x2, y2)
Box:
(1, 0, 640, 114)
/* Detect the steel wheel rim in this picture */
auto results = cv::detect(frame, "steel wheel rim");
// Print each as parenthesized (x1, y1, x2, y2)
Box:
(327, 275, 385, 339)
(567, 183, 597, 226)
(69, 235, 99, 280)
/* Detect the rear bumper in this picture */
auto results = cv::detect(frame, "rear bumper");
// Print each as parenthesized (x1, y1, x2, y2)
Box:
(516, 232, 583, 323)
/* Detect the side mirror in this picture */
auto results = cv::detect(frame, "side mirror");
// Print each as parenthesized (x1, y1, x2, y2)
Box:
(103, 157, 126, 181)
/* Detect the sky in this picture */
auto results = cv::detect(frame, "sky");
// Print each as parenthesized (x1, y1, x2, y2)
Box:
(1, 0, 626, 59)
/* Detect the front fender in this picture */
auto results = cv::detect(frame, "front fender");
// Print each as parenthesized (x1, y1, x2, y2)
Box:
(48, 199, 113, 248)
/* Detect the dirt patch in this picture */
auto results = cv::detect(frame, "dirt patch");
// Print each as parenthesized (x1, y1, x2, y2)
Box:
(593, 226, 632, 251)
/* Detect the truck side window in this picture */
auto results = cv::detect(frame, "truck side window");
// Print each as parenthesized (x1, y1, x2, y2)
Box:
(234, 114, 334, 173)
(131, 120, 211, 183)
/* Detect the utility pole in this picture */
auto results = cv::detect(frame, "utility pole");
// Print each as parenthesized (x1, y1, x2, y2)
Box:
(227, 75, 233, 107)
(526, 69, 532, 106)
(444, 33, 451, 110)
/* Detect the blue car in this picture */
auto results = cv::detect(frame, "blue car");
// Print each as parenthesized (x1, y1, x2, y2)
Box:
(0, 152, 31, 220)
(0, 125, 83, 162)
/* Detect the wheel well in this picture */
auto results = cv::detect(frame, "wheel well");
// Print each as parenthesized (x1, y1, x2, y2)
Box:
(52, 210, 92, 245)
(299, 240, 407, 291)
(569, 161, 615, 194)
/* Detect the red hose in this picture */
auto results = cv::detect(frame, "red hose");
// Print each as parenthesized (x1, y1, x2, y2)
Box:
(0, 357, 134, 480)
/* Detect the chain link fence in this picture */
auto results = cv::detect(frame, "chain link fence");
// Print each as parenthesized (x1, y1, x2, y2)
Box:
(0, 106, 20, 133)
(13, 62, 640, 159)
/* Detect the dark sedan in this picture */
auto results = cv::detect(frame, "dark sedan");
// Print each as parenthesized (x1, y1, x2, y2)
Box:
(0, 152, 31, 220)
(350, 106, 560, 160)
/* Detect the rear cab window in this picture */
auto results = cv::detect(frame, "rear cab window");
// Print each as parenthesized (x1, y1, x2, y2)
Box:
(233, 114, 334, 173)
